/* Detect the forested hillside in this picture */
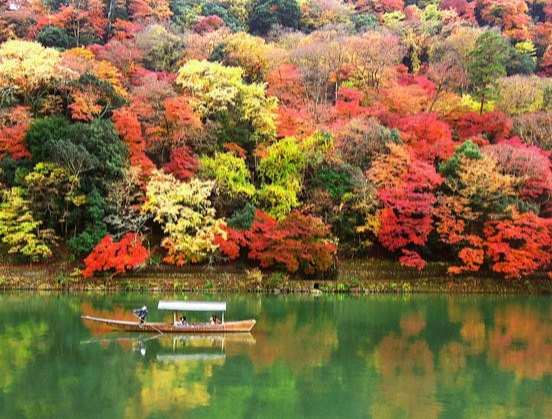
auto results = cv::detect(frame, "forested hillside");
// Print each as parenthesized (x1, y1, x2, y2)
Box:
(1, 0, 551, 280)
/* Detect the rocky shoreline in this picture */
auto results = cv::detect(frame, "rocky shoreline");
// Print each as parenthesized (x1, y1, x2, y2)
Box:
(1, 259, 551, 294)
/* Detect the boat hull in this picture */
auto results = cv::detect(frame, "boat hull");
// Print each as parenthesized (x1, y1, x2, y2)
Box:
(82, 315, 256, 333)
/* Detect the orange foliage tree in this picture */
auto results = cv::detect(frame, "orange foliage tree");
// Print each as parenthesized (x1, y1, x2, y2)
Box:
(112, 107, 155, 180)
(82, 232, 149, 278)
(483, 209, 552, 279)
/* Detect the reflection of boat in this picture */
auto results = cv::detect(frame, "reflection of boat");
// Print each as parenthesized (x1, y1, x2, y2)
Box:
(81, 333, 256, 362)
(155, 334, 256, 362)
(81, 333, 256, 346)
(82, 300, 256, 333)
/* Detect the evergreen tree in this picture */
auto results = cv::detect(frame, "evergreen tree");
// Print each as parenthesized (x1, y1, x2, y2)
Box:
(467, 31, 511, 114)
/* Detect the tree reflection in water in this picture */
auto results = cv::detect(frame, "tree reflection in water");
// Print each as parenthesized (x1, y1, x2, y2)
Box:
(0, 294, 550, 418)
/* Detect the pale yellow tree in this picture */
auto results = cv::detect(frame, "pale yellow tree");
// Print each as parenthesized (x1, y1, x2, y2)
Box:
(0, 40, 61, 114)
(222, 32, 272, 82)
(142, 170, 226, 265)
(496, 75, 552, 116)
(345, 29, 406, 101)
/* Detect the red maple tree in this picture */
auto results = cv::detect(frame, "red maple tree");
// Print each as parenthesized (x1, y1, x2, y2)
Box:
(162, 145, 199, 180)
(484, 210, 552, 279)
(216, 210, 337, 275)
(0, 106, 31, 160)
(82, 233, 149, 278)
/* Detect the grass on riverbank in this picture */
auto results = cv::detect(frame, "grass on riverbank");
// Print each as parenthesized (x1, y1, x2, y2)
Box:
(1, 258, 551, 294)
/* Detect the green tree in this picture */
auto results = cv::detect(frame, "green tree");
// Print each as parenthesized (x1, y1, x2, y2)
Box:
(199, 151, 255, 215)
(67, 188, 109, 254)
(36, 26, 71, 50)
(135, 24, 184, 72)
(227, 202, 256, 230)
(24, 117, 127, 253)
(256, 137, 304, 219)
(202, 1, 245, 31)
(506, 41, 536, 76)
(25, 117, 128, 189)
(467, 31, 510, 114)
(249, 0, 300, 35)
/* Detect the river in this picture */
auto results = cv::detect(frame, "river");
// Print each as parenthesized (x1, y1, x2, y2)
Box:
(0, 292, 550, 418)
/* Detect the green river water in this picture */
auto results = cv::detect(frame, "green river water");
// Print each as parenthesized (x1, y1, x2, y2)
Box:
(0, 292, 550, 418)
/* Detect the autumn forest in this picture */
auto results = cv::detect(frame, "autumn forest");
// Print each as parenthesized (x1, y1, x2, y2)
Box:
(1, 0, 552, 280)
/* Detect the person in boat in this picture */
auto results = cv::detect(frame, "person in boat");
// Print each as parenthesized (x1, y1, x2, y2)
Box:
(175, 316, 187, 327)
(133, 306, 148, 324)
(209, 315, 221, 325)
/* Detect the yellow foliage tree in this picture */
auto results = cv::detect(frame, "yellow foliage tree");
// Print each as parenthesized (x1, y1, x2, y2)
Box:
(222, 32, 271, 82)
(142, 171, 225, 265)
(0, 40, 61, 114)
(176, 59, 277, 143)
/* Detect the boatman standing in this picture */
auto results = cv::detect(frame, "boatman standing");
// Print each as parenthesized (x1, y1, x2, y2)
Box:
(133, 306, 148, 323)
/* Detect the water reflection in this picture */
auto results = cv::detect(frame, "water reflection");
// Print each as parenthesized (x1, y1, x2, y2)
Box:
(0, 293, 550, 418)
(82, 333, 256, 361)
(372, 310, 442, 419)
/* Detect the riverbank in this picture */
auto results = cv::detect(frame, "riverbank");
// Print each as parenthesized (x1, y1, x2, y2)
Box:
(1, 259, 551, 294)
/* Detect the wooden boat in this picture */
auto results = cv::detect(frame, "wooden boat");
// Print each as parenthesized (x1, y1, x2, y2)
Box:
(82, 300, 256, 333)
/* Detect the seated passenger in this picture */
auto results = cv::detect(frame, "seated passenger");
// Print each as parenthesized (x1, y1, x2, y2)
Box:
(175, 316, 187, 327)
(209, 315, 221, 325)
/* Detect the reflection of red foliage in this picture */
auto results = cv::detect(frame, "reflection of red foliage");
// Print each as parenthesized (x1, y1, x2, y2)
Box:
(400, 312, 426, 337)
(81, 301, 137, 336)
(489, 305, 552, 380)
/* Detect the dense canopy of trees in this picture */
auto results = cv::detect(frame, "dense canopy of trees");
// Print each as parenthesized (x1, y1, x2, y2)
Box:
(1, 0, 551, 279)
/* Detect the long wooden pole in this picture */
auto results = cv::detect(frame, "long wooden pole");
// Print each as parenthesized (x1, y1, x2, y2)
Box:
(133, 313, 164, 335)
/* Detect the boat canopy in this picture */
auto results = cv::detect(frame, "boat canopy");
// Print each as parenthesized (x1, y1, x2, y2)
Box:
(158, 300, 227, 312)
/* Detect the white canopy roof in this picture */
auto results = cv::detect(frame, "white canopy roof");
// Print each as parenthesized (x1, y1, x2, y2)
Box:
(158, 300, 226, 312)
